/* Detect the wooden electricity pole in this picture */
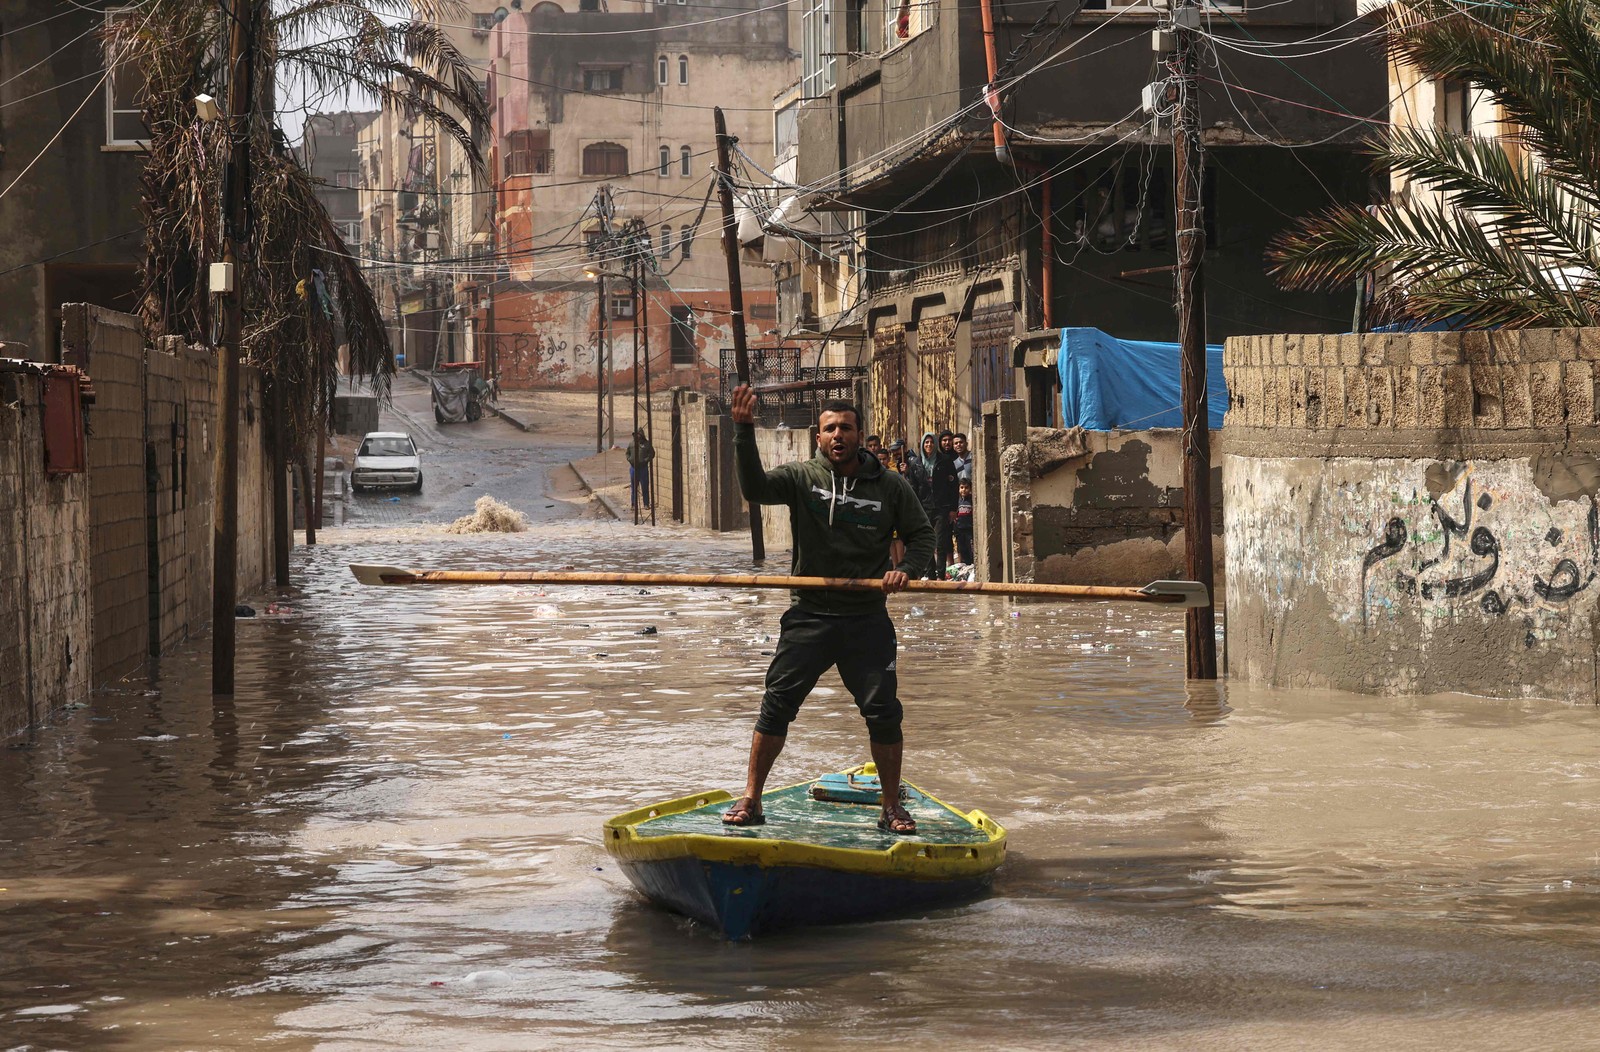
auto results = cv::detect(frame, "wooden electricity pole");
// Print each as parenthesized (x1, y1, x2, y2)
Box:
(714, 106, 765, 562)
(1172, 0, 1217, 679)
(213, 0, 257, 695)
(631, 241, 642, 526)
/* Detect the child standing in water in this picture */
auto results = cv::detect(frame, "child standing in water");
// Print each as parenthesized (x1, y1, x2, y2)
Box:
(954, 477, 974, 566)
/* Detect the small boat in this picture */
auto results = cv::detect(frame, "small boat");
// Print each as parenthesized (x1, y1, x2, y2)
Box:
(602, 764, 1006, 939)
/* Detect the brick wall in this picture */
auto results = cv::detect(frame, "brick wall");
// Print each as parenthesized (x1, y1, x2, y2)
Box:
(0, 370, 91, 737)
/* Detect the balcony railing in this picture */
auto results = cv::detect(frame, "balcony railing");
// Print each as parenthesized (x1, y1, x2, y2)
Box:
(505, 149, 556, 177)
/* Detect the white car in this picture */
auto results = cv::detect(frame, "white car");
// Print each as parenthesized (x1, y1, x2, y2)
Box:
(351, 431, 422, 493)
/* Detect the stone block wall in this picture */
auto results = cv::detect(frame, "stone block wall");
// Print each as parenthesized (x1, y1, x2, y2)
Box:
(1224, 328, 1600, 702)
(0, 370, 91, 738)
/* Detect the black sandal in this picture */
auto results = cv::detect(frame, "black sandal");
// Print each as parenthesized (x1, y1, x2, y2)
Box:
(877, 802, 917, 835)
(722, 796, 766, 826)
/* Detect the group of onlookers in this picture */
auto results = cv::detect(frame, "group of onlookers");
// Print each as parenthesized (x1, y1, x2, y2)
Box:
(865, 431, 974, 579)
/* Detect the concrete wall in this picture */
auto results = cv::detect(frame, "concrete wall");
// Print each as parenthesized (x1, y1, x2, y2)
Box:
(60, 304, 272, 693)
(1031, 429, 1224, 586)
(751, 427, 816, 556)
(1224, 328, 1600, 702)
(0, 0, 144, 361)
(0, 369, 92, 738)
(72, 306, 151, 683)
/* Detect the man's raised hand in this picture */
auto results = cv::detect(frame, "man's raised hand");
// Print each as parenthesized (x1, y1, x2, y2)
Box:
(731, 384, 756, 424)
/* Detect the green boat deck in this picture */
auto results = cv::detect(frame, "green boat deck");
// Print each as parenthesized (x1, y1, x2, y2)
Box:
(635, 781, 991, 851)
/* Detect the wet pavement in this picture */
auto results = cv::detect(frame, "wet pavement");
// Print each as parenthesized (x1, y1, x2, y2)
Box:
(333, 375, 598, 529)
(6, 409, 1600, 1049)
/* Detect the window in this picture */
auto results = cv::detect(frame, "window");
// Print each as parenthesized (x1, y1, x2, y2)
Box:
(801, 0, 836, 99)
(105, 8, 149, 146)
(679, 225, 693, 259)
(658, 56, 669, 85)
(473, 12, 497, 33)
(334, 170, 359, 188)
(610, 294, 636, 319)
(583, 68, 623, 92)
(670, 305, 696, 365)
(339, 220, 362, 244)
(506, 129, 553, 175)
(680, 145, 692, 176)
(579, 0, 601, 10)
(659, 145, 671, 176)
(581, 142, 629, 176)
(678, 55, 689, 84)
(1438, 78, 1473, 135)
(847, 0, 873, 54)
(774, 103, 799, 162)
(660, 225, 672, 257)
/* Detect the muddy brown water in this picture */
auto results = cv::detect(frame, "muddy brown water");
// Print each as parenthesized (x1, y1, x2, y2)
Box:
(5, 524, 1600, 1050)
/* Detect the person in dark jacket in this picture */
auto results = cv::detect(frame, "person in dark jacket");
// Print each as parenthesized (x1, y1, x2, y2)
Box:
(723, 385, 935, 835)
(904, 433, 937, 569)
(930, 430, 961, 575)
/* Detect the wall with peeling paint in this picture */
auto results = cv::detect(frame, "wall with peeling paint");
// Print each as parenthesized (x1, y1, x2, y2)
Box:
(1224, 328, 1600, 702)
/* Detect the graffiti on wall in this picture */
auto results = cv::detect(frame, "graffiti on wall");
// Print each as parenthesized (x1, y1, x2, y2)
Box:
(1358, 467, 1599, 644)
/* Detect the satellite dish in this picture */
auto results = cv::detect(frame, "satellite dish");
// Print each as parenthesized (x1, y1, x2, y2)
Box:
(493, 5, 509, 21)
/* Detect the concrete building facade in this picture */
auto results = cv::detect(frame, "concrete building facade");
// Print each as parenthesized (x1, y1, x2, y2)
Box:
(301, 111, 378, 252)
(775, 0, 1386, 445)
(473, 0, 795, 394)
(0, 0, 146, 361)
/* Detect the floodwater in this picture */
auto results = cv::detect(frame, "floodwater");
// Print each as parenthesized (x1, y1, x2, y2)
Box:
(5, 523, 1600, 1051)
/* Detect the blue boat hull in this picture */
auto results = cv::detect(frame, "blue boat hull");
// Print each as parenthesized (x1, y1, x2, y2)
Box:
(618, 856, 993, 940)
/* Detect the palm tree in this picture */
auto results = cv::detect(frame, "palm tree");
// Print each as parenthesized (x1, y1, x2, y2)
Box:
(108, 0, 485, 432)
(1266, 0, 1600, 329)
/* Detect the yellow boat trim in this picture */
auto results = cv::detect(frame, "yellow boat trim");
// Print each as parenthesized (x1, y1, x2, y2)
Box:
(602, 771, 1007, 881)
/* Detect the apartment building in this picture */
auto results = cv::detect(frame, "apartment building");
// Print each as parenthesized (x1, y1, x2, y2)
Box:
(478, 0, 798, 392)
(779, 0, 1387, 439)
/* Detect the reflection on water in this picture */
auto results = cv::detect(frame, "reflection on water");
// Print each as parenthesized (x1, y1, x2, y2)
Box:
(4, 523, 1600, 1050)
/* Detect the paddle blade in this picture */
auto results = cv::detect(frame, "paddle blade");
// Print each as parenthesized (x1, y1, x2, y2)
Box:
(1140, 580, 1210, 608)
(350, 564, 415, 586)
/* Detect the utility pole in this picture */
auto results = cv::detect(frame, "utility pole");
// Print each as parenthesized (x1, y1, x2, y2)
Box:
(630, 230, 642, 526)
(213, 0, 257, 695)
(714, 106, 765, 562)
(642, 247, 656, 527)
(594, 186, 616, 452)
(1170, 0, 1218, 679)
(596, 269, 607, 452)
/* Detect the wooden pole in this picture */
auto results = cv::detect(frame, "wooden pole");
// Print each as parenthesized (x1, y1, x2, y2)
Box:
(713, 105, 765, 563)
(212, 0, 257, 696)
(595, 270, 606, 453)
(349, 564, 1209, 606)
(631, 251, 641, 525)
(1173, 0, 1218, 679)
(642, 254, 656, 526)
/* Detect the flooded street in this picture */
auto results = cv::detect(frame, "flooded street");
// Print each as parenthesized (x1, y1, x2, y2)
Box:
(6, 513, 1600, 1049)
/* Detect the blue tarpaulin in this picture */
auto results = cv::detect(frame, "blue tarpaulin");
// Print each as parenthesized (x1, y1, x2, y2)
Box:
(1057, 327, 1229, 430)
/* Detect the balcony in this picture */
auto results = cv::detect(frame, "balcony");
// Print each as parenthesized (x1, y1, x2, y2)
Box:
(504, 149, 556, 177)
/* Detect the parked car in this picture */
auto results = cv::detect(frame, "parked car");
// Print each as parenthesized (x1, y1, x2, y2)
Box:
(351, 431, 422, 493)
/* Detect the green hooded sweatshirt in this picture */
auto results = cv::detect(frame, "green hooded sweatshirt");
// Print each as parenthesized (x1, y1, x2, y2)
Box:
(734, 422, 935, 615)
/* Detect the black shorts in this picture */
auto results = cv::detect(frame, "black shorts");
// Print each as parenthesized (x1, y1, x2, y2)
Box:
(755, 606, 903, 744)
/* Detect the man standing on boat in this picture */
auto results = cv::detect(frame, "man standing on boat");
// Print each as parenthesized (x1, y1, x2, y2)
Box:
(723, 385, 934, 835)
